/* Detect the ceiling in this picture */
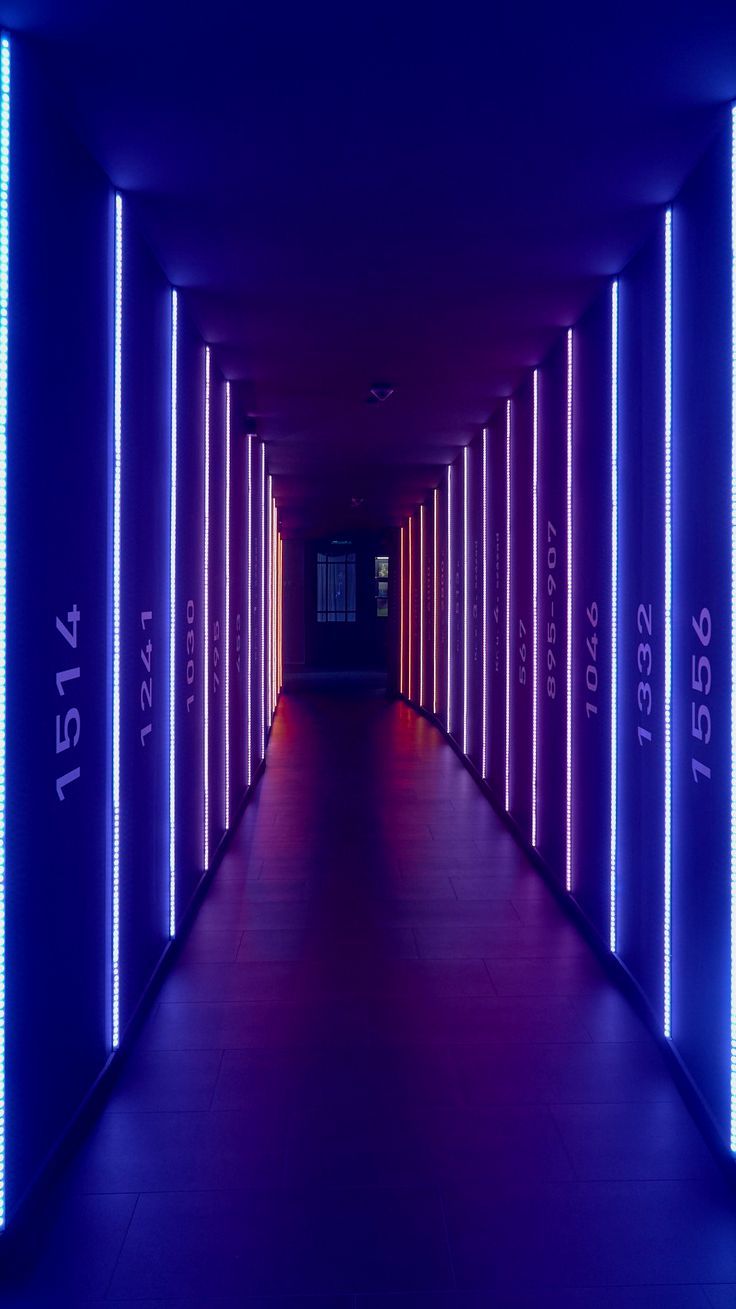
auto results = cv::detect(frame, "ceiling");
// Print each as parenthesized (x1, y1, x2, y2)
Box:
(3, 0, 736, 535)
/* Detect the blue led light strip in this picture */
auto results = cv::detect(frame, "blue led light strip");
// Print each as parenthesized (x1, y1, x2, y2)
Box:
(246, 436, 253, 786)
(610, 281, 619, 954)
(203, 347, 211, 873)
(532, 370, 539, 847)
(730, 103, 736, 1151)
(224, 381, 231, 829)
(447, 467, 452, 733)
(565, 330, 573, 893)
(505, 400, 511, 812)
(111, 192, 123, 1049)
(0, 33, 8, 1228)
(0, 33, 7, 1227)
(482, 429, 488, 778)
(463, 446, 469, 755)
(169, 292, 178, 937)
(664, 208, 673, 1038)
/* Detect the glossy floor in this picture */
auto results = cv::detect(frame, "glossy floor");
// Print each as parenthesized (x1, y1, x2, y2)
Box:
(3, 689, 736, 1306)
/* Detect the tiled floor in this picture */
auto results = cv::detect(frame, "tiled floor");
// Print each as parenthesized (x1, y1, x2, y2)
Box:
(3, 688, 736, 1306)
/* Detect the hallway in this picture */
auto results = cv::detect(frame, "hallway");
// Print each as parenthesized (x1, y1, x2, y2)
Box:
(3, 689, 736, 1305)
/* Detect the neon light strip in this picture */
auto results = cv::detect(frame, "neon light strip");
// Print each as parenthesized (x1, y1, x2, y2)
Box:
(610, 281, 619, 953)
(463, 445, 469, 755)
(664, 208, 673, 1037)
(169, 291, 178, 936)
(273, 495, 277, 710)
(260, 442, 265, 759)
(268, 474, 273, 719)
(420, 504, 425, 706)
(482, 428, 488, 778)
(400, 525, 404, 694)
(532, 370, 539, 847)
(246, 436, 252, 786)
(278, 533, 283, 693)
(111, 191, 123, 1049)
(0, 33, 8, 1228)
(433, 487, 439, 715)
(447, 465, 452, 733)
(403, 513, 408, 701)
(203, 346, 211, 872)
(565, 330, 573, 892)
(730, 102, 736, 1151)
(505, 400, 511, 812)
(224, 381, 231, 829)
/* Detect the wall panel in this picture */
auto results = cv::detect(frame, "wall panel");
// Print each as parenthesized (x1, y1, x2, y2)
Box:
(537, 338, 569, 884)
(572, 292, 613, 943)
(509, 379, 533, 837)
(672, 126, 731, 1136)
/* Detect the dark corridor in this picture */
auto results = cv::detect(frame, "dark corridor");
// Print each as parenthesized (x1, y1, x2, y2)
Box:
(4, 690, 736, 1304)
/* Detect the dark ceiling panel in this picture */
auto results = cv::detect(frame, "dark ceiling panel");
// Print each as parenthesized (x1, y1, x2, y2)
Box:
(3, 0, 736, 532)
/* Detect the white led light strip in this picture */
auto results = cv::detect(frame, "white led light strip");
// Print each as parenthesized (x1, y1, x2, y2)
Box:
(420, 504, 425, 706)
(433, 487, 439, 716)
(730, 102, 736, 1151)
(246, 436, 252, 786)
(610, 281, 619, 954)
(565, 330, 573, 893)
(111, 192, 123, 1049)
(224, 382, 231, 829)
(0, 32, 8, 1229)
(664, 208, 673, 1038)
(268, 474, 273, 720)
(447, 467, 452, 733)
(482, 428, 488, 778)
(169, 292, 178, 936)
(203, 347, 211, 873)
(532, 371, 539, 847)
(463, 446, 469, 756)
(505, 400, 511, 812)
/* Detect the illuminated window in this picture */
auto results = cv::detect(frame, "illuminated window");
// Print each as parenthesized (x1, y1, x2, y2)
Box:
(317, 552, 356, 622)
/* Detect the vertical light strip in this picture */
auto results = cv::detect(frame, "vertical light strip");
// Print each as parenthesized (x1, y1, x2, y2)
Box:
(271, 494, 276, 712)
(463, 445, 469, 755)
(730, 102, 736, 1151)
(447, 465, 452, 734)
(111, 192, 123, 1049)
(279, 533, 283, 693)
(482, 428, 488, 778)
(419, 504, 425, 706)
(260, 443, 265, 759)
(565, 329, 574, 893)
(246, 436, 252, 787)
(403, 513, 408, 706)
(433, 487, 439, 715)
(400, 525, 404, 694)
(532, 370, 539, 847)
(224, 382, 231, 829)
(505, 400, 512, 812)
(610, 281, 619, 954)
(168, 291, 178, 936)
(203, 347, 211, 873)
(268, 474, 273, 719)
(0, 33, 8, 1227)
(664, 208, 673, 1038)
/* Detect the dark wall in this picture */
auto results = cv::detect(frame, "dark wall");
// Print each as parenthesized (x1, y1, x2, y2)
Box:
(397, 104, 736, 1158)
(1, 35, 278, 1227)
